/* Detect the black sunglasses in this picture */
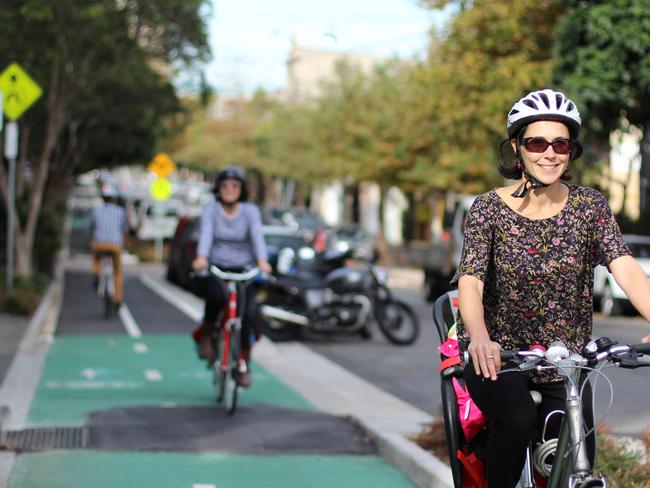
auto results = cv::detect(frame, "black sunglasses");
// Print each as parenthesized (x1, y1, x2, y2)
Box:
(521, 137, 574, 155)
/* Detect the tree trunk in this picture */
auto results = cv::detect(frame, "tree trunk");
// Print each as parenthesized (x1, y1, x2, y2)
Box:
(13, 65, 67, 277)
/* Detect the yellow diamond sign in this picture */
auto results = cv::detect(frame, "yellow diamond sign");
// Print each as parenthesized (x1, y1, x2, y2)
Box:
(150, 177, 173, 201)
(148, 152, 176, 178)
(0, 62, 43, 121)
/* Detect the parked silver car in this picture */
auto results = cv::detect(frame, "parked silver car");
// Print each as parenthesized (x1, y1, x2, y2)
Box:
(593, 234, 650, 316)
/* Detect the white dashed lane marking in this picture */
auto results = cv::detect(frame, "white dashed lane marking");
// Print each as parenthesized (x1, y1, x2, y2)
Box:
(118, 303, 142, 337)
(144, 369, 162, 381)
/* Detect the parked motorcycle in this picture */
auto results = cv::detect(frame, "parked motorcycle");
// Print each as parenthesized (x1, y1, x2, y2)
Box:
(256, 246, 420, 345)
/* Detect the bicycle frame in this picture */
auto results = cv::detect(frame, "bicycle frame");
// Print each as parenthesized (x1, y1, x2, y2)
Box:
(505, 341, 650, 488)
(217, 280, 244, 376)
(546, 358, 592, 487)
(207, 265, 260, 415)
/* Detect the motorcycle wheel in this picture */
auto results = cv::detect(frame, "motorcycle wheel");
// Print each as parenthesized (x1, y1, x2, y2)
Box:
(256, 306, 301, 342)
(375, 299, 420, 345)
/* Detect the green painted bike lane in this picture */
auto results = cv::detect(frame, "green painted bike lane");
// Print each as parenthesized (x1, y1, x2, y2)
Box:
(9, 334, 415, 487)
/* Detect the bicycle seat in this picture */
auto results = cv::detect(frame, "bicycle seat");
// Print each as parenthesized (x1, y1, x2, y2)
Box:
(432, 290, 459, 343)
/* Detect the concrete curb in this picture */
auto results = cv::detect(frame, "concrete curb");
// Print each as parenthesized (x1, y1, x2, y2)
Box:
(0, 260, 65, 488)
(0, 211, 71, 488)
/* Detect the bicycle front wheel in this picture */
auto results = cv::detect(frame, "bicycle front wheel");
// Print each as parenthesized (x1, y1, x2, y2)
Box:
(103, 278, 113, 318)
(224, 331, 241, 415)
(215, 334, 226, 402)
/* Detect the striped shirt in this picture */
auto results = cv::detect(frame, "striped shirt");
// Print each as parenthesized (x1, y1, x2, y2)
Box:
(90, 204, 128, 246)
(197, 200, 268, 269)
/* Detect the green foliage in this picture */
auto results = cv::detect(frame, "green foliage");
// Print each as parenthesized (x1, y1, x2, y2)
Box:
(553, 0, 650, 212)
(553, 0, 650, 136)
(421, 0, 567, 193)
(0, 273, 49, 315)
(0, 0, 210, 277)
(595, 434, 650, 487)
(33, 207, 64, 276)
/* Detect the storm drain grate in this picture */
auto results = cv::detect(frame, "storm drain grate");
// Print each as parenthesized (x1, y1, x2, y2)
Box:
(2, 426, 89, 451)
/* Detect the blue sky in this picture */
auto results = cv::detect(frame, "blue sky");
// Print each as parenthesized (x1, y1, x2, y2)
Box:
(205, 0, 454, 96)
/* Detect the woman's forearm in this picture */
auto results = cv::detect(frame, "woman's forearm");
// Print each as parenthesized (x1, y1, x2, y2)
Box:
(458, 275, 490, 340)
(611, 255, 650, 323)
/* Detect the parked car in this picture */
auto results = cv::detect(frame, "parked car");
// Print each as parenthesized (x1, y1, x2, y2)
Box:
(328, 224, 377, 261)
(136, 198, 185, 241)
(261, 206, 328, 242)
(593, 234, 650, 316)
(166, 216, 309, 292)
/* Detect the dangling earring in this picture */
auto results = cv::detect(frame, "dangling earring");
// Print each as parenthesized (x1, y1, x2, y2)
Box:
(514, 150, 524, 170)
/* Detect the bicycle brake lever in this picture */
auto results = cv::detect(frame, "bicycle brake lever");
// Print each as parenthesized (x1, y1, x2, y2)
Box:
(518, 358, 542, 371)
(615, 352, 650, 369)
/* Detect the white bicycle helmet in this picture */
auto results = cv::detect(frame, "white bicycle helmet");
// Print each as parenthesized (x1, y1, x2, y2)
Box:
(507, 89, 581, 139)
(101, 186, 119, 199)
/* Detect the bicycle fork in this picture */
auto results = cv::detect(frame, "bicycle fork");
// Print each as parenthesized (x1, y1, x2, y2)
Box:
(220, 283, 246, 376)
(547, 358, 593, 487)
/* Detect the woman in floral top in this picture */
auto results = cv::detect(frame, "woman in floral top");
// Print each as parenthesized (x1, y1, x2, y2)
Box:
(454, 89, 650, 487)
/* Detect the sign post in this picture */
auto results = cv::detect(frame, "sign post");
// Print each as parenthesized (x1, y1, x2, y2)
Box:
(4, 122, 18, 294)
(0, 62, 42, 294)
(147, 153, 176, 262)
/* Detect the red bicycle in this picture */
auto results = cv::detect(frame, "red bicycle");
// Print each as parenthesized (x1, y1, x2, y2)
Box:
(195, 265, 260, 415)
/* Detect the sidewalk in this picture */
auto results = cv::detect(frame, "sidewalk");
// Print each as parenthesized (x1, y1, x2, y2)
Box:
(0, 259, 454, 488)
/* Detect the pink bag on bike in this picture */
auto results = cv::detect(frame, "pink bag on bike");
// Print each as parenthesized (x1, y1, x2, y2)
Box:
(451, 376, 486, 442)
(438, 331, 487, 442)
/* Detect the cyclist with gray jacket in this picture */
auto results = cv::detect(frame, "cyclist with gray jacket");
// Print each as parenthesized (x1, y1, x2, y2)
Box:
(191, 166, 271, 387)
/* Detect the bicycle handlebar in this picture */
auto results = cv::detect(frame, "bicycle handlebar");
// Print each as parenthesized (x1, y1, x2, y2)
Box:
(190, 265, 261, 282)
(209, 265, 260, 282)
(463, 339, 650, 370)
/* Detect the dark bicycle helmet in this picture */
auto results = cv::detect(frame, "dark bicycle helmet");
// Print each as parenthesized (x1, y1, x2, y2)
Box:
(507, 89, 581, 139)
(213, 166, 248, 201)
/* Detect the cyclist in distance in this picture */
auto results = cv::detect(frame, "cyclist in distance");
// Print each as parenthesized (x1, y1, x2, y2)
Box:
(89, 186, 128, 311)
(452, 89, 650, 487)
(191, 166, 272, 387)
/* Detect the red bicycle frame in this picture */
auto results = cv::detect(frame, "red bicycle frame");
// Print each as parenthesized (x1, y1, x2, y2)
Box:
(218, 281, 244, 375)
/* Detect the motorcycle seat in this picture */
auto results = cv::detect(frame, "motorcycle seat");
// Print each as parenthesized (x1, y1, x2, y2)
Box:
(274, 272, 327, 289)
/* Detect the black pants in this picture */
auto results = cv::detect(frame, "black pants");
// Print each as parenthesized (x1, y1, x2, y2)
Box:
(464, 366, 595, 488)
(197, 274, 258, 351)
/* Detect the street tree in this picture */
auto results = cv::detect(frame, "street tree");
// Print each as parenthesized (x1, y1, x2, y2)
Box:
(0, 0, 210, 278)
(418, 0, 568, 195)
(552, 0, 650, 212)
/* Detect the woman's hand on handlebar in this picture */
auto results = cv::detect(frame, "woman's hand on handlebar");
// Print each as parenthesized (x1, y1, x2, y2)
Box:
(642, 334, 650, 344)
(468, 336, 502, 381)
(192, 255, 208, 271)
(257, 258, 272, 275)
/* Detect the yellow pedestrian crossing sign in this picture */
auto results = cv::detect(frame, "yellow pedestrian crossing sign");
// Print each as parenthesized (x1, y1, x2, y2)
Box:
(0, 62, 43, 121)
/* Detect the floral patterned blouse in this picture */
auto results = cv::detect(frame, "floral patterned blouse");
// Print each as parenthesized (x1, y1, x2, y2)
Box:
(452, 185, 630, 383)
